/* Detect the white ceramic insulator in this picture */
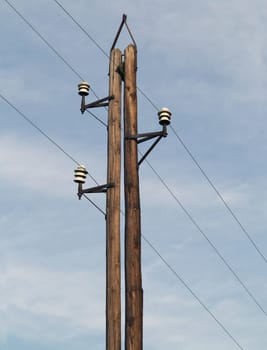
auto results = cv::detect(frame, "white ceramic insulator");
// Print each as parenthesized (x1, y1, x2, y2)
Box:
(74, 165, 88, 183)
(78, 82, 90, 96)
(158, 107, 172, 125)
(74, 176, 86, 184)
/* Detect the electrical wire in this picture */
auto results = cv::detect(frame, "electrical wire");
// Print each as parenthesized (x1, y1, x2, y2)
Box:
(0, 93, 80, 167)
(139, 90, 266, 266)
(2, 2, 263, 346)
(169, 125, 267, 264)
(142, 155, 267, 316)
(5, 0, 267, 310)
(3, 0, 106, 127)
(121, 188, 246, 347)
(83, 194, 106, 217)
(0, 89, 247, 348)
(0, 93, 109, 219)
(50, 0, 267, 264)
(141, 234, 245, 350)
(53, 0, 109, 59)
(3, 0, 84, 79)
(5, 0, 265, 315)
(0, 84, 245, 346)
(87, 110, 108, 128)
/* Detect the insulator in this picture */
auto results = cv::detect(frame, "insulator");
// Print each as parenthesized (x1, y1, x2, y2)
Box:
(74, 165, 88, 184)
(78, 81, 90, 96)
(158, 107, 172, 126)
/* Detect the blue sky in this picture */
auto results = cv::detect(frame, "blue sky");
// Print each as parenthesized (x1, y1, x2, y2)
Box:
(1, 0, 267, 349)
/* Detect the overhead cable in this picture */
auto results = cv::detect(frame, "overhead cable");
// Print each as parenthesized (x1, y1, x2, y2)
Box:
(53, 0, 109, 59)
(3, 3, 264, 346)
(0, 93, 108, 219)
(0, 93, 80, 167)
(170, 125, 267, 264)
(142, 235, 245, 350)
(50, 0, 266, 264)
(142, 155, 267, 316)
(3, 0, 106, 128)
(5, 0, 264, 315)
(0, 87, 245, 349)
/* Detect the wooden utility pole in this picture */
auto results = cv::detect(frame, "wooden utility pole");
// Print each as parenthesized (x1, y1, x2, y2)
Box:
(124, 44, 143, 350)
(106, 48, 122, 350)
(75, 17, 170, 350)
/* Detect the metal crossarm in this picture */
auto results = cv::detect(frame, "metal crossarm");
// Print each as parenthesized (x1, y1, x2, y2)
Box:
(80, 95, 114, 113)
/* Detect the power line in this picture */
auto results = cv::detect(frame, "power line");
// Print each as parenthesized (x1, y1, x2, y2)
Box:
(3, 0, 83, 79)
(87, 110, 108, 128)
(141, 98, 266, 265)
(6, 0, 264, 315)
(141, 100, 266, 265)
(0, 93, 246, 350)
(88, 106, 267, 315)
(2, 4, 259, 347)
(141, 235, 245, 350)
(120, 181, 247, 348)
(0, 93, 108, 218)
(50, 0, 267, 264)
(3, 0, 102, 106)
(83, 194, 106, 217)
(3, 0, 107, 127)
(143, 156, 267, 316)
(40, 0, 267, 298)
(3, 62, 241, 350)
(0, 93, 79, 167)
(53, 0, 109, 59)
(170, 125, 267, 264)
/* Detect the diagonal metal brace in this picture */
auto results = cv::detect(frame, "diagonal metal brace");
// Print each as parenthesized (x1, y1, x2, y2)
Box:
(138, 135, 163, 166)
(126, 125, 168, 167)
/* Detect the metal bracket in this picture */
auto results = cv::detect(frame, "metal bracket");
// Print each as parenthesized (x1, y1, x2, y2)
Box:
(77, 182, 114, 199)
(110, 14, 137, 52)
(126, 125, 168, 167)
(81, 95, 114, 114)
(127, 125, 168, 143)
(138, 135, 163, 166)
(117, 62, 125, 81)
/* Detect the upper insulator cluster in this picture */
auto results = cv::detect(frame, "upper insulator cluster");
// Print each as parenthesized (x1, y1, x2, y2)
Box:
(158, 107, 172, 126)
(78, 81, 90, 96)
(74, 165, 88, 184)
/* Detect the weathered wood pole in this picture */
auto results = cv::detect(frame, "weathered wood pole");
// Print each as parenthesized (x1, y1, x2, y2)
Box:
(106, 48, 122, 350)
(124, 44, 143, 350)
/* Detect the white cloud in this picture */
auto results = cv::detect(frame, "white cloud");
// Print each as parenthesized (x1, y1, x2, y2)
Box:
(1, 1, 267, 349)
(4, 263, 105, 342)
(0, 133, 106, 198)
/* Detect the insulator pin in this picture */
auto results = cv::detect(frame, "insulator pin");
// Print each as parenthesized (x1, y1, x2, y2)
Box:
(78, 82, 90, 96)
(158, 107, 172, 126)
(74, 165, 88, 184)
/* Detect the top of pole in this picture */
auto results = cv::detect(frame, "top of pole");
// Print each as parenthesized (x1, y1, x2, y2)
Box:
(110, 14, 137, 52)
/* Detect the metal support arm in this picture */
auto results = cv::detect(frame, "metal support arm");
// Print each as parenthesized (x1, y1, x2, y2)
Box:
(126, 125, 168, 166)
(77, 182, 114, 199)
(81, 95, 114, 114)
(127, 124, 168, 143)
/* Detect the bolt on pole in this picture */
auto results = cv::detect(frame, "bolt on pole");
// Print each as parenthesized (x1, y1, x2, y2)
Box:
(106, 48, 122, 350)
(124, 44, 143, 350)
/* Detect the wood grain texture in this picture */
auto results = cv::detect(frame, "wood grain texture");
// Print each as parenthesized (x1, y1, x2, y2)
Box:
(124, 44, 143, 350)
(106, 48, 122, 350)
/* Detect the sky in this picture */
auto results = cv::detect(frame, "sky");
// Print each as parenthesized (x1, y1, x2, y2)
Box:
(1, 0, 267, 349)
